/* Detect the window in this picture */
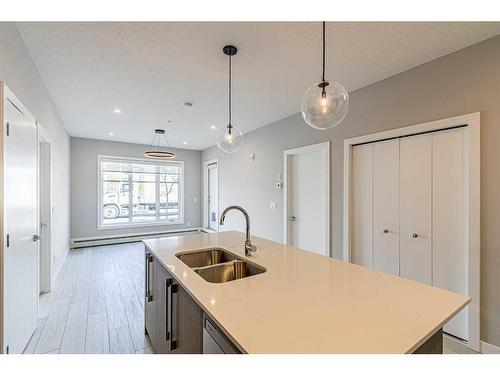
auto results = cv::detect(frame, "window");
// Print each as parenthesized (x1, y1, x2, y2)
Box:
(98, 155, 184, 229)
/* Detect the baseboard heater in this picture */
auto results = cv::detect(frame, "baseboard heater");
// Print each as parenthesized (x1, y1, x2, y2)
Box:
(71, 227, 212, 249)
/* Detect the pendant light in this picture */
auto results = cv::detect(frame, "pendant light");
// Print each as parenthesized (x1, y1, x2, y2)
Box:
(217, 45, 244, 153)
(301, 22, 349, 130)
(144, 129, 175, 159)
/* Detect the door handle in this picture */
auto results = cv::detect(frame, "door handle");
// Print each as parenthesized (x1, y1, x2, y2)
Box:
(145, 253, 153, 302)
(289, 216, 296, 222)
(412, 233, 418, 238)
(166, 278, 178, 350)
(33, 234, 41, 242)
(383, 229, 388, 233)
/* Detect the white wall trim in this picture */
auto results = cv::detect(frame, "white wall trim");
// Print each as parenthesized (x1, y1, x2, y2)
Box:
(70, 227, 208, 248)
(283, 141, 330, 256)
(202, 159, 219, 231)
(37, 124, 52, 293)
(481, 340, 500, 354)
(343, 112, 481, 352)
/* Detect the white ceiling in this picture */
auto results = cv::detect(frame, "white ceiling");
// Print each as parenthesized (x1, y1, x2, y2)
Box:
(16, 22, 500, 150)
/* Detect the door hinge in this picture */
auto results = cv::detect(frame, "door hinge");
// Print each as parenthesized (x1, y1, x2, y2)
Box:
(6, 122, 10, 136)
(5, 345, 9, 354)
(6, 234, 10, 247)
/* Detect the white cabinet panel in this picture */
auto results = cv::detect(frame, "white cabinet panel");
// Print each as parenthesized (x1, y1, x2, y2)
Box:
(399, 134, 432, 285)
(351, 144, 373, 268)
(432, 128, 468, 340)
(373, 139, 400, 276)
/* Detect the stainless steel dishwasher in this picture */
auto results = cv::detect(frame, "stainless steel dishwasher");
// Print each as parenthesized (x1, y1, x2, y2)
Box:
(202, 313, 240, 354)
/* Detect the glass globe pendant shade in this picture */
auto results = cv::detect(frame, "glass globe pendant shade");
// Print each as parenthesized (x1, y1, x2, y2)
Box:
(217, 125, 244, 153)
(301, 81, 349, 130)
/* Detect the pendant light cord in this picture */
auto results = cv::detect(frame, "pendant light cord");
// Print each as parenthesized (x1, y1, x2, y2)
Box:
(322, 21, 326, 84)
(228, 54, 232, 130)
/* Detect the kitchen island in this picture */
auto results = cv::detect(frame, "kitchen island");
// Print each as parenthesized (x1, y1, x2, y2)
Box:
(143, 231, 469, 354)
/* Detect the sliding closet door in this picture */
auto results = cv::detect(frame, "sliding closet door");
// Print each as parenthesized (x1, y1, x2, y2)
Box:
(432, 128, 468, 340)
(399, 134, 432, 285)
(351, 144, 373, 267)
(373, 139, 400, 276)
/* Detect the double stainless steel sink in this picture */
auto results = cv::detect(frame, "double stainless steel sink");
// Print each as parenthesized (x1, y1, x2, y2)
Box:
(176, 248, 266, 283)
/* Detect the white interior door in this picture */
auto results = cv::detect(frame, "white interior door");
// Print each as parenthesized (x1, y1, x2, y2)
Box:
(399, 134, 432, 285)
(207, 162, 218, 230)
(287, 143, 329, 256)
(432, 128, 468, 340)
(3, 96, 38, 354)
(373, 139, 400, 276)
(351, 144, 373, 267)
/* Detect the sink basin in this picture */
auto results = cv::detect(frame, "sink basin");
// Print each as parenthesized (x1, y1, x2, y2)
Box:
(195, 260, 266, 283)
(176, 248, 266, 283)
(176, 248, 237, 268)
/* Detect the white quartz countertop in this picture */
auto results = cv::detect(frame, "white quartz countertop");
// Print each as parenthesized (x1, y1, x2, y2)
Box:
(143, 231, 469, 354)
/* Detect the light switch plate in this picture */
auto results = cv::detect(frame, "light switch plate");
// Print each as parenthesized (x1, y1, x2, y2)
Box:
(270, 202, 277, 210)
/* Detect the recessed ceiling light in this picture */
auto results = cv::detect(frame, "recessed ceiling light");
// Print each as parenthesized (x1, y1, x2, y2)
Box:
(108, 132, 115, 136)
(183, 141, 188, 145)
(210, 125, 217, 130)
(113, 108, 122, 114)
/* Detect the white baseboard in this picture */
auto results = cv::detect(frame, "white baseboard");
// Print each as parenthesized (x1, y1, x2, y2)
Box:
(70, 227, 209, 249)
(481, 340, 500, 354)
(51, 247, 69, 287)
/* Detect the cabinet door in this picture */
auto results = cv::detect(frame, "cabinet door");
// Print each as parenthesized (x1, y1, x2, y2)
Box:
(154, 262, 203, 354)
(144, 251, 157, 350)
(351, 143, 373, 267)
(373, 139, 400, 276)
(155, 260, 171, 353)
(176, 283, 203, 353)
(400, 134, 432, 285)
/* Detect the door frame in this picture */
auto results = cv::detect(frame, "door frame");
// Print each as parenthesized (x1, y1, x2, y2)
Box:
(343, 112, 480, 351)
(283, 141, 330, 256)
(202, 159, 219, 231)
(37, 124, 52, 293)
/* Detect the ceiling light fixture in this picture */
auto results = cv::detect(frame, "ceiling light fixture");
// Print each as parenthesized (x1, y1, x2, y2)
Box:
(108, 132, 115, 136)
(144, 129, 175, 159)
(113, 108, 122, 114)
(183, 141, 188, 145)
(301, 22, 349, 130)
(217, 45, 243, 153)
(210, 125, 217, 130)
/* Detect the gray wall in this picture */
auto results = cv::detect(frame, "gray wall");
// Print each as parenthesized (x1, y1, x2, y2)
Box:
(202, 35, 500, 346)
(70, 137, 202, 238)
(0, 23, 71, 279)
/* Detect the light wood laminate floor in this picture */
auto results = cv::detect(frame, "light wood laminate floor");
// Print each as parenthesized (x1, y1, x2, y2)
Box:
(22, 242, 476, 355)
(23, 242, 152, 354)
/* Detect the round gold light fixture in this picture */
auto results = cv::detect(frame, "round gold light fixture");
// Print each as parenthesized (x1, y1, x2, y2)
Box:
(144, 129, 176, 159)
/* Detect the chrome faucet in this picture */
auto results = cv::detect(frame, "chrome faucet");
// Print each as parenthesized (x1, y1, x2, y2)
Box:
(219, 206, 257, 256)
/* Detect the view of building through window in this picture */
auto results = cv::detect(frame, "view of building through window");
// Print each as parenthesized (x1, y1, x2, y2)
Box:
(99, 156, 183, 228)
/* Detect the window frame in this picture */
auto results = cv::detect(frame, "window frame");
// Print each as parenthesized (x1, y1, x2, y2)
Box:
(97, 154, 185, 230)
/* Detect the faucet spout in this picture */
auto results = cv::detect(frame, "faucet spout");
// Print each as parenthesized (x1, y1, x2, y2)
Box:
(219, 205, 257, 256)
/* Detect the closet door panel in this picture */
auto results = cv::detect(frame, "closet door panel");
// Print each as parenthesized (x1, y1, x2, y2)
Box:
(351, 144, 373, 268)
(432, 128, 468, 340)
(399, 134, 432, 285)
(373, 139, 400, 276)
